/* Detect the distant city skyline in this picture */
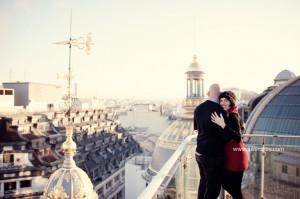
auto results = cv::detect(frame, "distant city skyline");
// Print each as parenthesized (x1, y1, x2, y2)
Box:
(1, 0, 300, 99)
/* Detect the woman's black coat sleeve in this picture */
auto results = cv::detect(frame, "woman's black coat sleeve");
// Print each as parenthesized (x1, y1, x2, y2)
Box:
(224, 113, 242, 142)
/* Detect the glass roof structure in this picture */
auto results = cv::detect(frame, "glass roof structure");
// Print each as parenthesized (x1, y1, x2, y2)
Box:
(246, 76, 300, 146)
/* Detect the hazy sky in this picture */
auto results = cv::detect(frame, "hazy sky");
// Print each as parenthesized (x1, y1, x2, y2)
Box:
(0, 0, 299, 99)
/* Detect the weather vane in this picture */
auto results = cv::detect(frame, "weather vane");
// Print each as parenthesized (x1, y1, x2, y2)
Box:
(43, 10, 98, 199)
(54, 10, 94, 124)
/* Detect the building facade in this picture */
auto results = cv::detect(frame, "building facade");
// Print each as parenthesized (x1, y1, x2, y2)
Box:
(0, 88, 14, 108)
(125, 155, 151, 199)
(0, 108, 142, 199)
(2, 82, 63, 111)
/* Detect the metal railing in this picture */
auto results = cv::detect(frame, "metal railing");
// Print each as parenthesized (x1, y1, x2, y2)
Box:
(138, 135, 195, 199)
(138, 134, 300, 199)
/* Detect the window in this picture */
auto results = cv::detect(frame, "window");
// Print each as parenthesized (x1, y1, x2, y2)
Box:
(4, 182, 16, 191)
(3, 153, 14, 164)
(297, 168, 300, 177)
(27, 116, 32, 123)
(106, 180, 112, 189)
(114, 175, 119, 182)
(282, 164, 288, 174)
(20, 180, 31, 188)
(0, 89, 3, 95)
(117, 190, 123, 198)
(4, 90, 13, 95)
(97, 187, 103, 195)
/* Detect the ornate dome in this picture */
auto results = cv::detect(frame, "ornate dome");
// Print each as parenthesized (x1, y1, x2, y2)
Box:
(274, 69, 296, 82)
(246, 75, 300, 145)
(148, 119, 194, 172)
(43, 127, 98, 199)
(144, 117, 199, 199)
(158, 119, 194, 148)
(186, 55, 203, 72)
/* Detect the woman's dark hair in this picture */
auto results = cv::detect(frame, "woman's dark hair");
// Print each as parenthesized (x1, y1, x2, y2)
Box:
(219, 91, 237, 107)
(219, 91, 238, 113)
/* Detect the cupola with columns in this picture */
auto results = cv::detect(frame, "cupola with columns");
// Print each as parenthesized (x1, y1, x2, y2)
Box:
(183, 55, 205, 114)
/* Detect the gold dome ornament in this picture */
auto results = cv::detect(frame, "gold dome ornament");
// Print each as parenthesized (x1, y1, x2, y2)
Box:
(43, 126, 98, 199)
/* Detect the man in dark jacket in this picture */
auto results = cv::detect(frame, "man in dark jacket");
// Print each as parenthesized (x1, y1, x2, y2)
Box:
(194, 84, 228, 199)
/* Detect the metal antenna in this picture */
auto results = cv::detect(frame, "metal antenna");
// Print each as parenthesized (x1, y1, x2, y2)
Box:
(53, 9, 94, 125)
(67, 10, 72, 123)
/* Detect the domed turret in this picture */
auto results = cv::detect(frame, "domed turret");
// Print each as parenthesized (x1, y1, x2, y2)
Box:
(184, 55, 205, 114)
(144, 55, 205, 199)
(43, 127, 98, 199)
(187, 55, 202, 72)
(274, 69, 296, 85)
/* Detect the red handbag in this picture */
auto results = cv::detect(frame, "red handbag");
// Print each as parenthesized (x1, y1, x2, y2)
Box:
(225, 140, 249, 171)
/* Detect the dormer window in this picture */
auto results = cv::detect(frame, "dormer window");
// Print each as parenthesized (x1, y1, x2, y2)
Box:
(27, 116, 32, 123)
(20, 180, 31, 188)
(3, 153, 14, 164)
(4, 90, 13, 95)
(282, 164, 288, 174)
(4, 182, 16, 191)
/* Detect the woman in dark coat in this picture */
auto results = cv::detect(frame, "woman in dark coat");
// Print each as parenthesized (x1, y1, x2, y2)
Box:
(211, 91, 248, 199)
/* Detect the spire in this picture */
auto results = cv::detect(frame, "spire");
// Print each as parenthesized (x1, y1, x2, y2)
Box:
(61, 126, 77, 168)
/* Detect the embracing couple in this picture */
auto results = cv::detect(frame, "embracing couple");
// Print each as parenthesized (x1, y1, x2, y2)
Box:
(194, 84, 249, 199)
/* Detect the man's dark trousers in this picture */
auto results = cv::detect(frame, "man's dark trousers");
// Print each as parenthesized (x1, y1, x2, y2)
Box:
(196, 154, 224, 199)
